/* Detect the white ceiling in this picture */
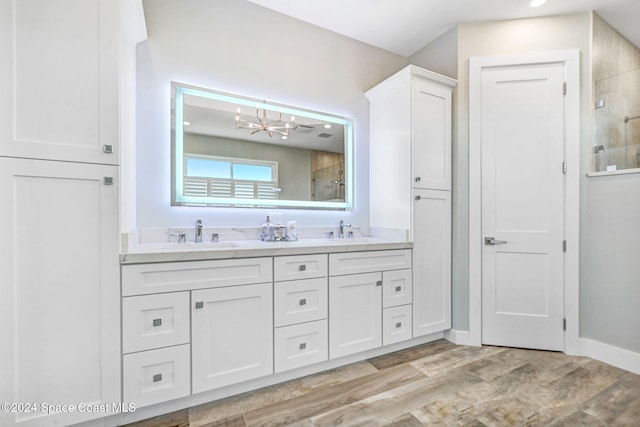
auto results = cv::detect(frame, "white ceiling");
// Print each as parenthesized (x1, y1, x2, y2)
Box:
(247, 0, 640, 56)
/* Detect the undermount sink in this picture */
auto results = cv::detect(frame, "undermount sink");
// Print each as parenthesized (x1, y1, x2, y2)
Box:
(327, 237, 383, 244)
(159, 241, 239, 249)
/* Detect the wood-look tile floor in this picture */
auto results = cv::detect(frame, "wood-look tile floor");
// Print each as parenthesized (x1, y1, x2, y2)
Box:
(124, 340, 640, 426)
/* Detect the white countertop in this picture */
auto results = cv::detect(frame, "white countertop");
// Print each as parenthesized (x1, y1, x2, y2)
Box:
(120, 237, 412, 264)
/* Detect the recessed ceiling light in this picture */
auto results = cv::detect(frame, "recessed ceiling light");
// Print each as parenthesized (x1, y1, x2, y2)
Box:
(530, 0, 546, 7)
(324, 124, 332, 129)
(183, 121, 191, 126)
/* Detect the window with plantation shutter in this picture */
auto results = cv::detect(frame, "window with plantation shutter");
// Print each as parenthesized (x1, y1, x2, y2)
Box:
(183, 154, 279, 204)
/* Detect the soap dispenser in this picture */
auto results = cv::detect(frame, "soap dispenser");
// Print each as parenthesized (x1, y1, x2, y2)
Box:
(261, 216, 272, 241)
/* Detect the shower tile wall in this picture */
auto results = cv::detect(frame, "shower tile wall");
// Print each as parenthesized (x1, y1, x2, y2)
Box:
(593, 14, 640, 171)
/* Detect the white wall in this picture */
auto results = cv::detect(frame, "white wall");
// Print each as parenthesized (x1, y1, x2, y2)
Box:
(135, 0, 407, 229)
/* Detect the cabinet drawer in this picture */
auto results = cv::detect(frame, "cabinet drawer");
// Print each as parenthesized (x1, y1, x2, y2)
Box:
(274, 278, 328, 327)
(123, 345, 190, 408)
(274, 320, 328, 373)
(329, 249, 412, 276)
(274, 254, 328, 282)
(122, 257, 272, 296)
(382, 269, 413, 308)
(122, 292, 190, 354)
(383, 305, 412, 346)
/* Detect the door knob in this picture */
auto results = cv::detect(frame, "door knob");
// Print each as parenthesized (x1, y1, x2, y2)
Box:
(484, 237, 508, 245)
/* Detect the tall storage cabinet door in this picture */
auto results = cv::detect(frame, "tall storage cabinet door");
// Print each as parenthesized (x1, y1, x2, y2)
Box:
(0, 0, 119, 164)
(329, 273, 382, 359)
(0, 158, 120, 427)
(411, 79, 452, 191)
(192, 283, 273, 393)
(413, 189, 452, 336)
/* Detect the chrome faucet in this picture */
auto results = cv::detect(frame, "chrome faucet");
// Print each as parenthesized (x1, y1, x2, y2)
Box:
(195, 220, 203, 243)
(339, 220, 351, 238)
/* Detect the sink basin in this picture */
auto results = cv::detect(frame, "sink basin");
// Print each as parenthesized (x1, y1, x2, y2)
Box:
(159, 241, 238, 250)
(325, 237, 385, 244)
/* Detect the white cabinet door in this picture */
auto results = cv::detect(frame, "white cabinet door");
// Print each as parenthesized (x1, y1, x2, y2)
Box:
(413, 189, 452, 337)
(0, 158, 120, 427)
(0, 0, 119, 164)
(192, 283, 273, 393)
(411, 78, 452, 191)
(329, 273, 382, 358)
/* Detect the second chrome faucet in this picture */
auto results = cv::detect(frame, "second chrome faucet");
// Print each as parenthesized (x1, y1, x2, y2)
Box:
(195, 219, 203, 243)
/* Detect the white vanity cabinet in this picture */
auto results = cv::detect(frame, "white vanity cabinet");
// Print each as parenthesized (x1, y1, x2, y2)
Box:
(328, 250, 412, 358)
(367, 65, 456, 338)
(121, 257, 274, 403)
(118, 248, 421, 415)
(273, 254, 329, 373)
(192, 283, 273, 393)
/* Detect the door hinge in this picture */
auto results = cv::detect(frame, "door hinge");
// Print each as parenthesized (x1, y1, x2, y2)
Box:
(563, 240, 567, 252)
(562, 161, 567, 174)
(563, 318, 567, 331)
(563, 82, 567, 95)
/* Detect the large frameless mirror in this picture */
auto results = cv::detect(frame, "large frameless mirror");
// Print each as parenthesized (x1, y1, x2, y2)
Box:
(172, 83, 353, 209)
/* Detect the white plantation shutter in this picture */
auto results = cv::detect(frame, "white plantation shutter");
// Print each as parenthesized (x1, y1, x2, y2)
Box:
(183, 155, 279, 205)
(209, 179, 232, 198)
(184, 177, 208, 197)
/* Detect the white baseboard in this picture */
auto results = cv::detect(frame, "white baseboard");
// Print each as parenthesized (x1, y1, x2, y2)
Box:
(445, 331, 640, 375)
(580, 338, 640, 375)
(444, 329, 475, 346)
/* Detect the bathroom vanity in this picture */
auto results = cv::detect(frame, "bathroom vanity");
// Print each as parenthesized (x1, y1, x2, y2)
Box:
(118, 240, 439, 411)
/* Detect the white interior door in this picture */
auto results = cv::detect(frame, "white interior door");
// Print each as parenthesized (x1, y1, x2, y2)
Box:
(481, 62, 565, 351)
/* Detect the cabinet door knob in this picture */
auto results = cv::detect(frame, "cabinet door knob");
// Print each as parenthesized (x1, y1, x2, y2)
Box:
(104, 177, 114, 185)
(376, 280, 383, 286)
(396, 322, 402, 328)
(415, 195, 422, 201)
(298, 264, 306, 271)
(395, 286, 402, 292)
(153, 373, 162, 383)
(415, 176, 421, 182)
(195, 301, 204, 309)
(299, 343, 307, 350)
(152, 318, 162, 327)
(103, 144, 113, 154)
(299, 298, 307, 306)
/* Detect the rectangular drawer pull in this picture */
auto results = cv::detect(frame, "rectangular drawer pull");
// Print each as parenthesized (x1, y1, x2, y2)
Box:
(152, 318, 162, 327)
(396, 322, 402, 328)
(376, 280, 383, 286)
(195, 301, 204, 309)
(395, 286, 402, 292)
(298, 264, 306, 271)
(153, 373, 162, 383)
(299, 298, 307, 306)
(299, 343, 307, 350)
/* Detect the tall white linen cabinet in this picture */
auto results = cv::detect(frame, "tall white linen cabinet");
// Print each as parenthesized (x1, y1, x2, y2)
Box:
(366, 65, 456, 338)
(0, 1, 143, 426)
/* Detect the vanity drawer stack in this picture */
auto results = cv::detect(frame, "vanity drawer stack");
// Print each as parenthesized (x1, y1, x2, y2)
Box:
(121, 257, 273, 407)
(121, 292, 191, 408)
(273, 254, 329, 373)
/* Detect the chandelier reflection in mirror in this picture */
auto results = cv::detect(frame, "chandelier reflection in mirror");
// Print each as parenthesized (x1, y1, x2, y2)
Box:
(235, 106, 297, 139)
(172, 83, 354, 209)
